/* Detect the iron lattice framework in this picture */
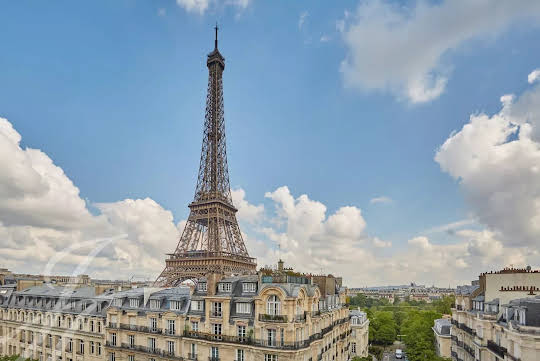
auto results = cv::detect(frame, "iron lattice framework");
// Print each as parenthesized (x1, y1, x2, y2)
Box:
(156, 28, 256, 286)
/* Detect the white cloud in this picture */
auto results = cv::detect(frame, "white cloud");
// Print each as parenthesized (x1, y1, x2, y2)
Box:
(370, 196, 393, 204)
(529, 69, 540, 84)
(339, 0, 540, 103)
(0, 117, 180, 280)
(158, 8, 167, 17)
(176, 0, 251, 15)
(257, 186, 538, 286)
(231, 188, 264, 223)
(298, 11, 308, 30)
(372, 237, 392, 248)
(436, 76, 540, 247)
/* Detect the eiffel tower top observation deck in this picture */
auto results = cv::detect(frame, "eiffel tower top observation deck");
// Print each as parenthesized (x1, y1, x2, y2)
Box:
(156, 27, 256, 287)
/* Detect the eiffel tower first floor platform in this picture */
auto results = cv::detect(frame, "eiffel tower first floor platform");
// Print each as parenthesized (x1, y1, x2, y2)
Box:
(157, 251, 257, 286)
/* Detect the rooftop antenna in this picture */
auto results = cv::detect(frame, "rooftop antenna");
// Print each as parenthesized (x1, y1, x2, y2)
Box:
(214, 22, 219, 49)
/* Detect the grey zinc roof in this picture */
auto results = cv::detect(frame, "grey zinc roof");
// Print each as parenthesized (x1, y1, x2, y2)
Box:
(434, 318, 451, 336)
(456, 284, 479, 295)
(259, 282, 318, 298)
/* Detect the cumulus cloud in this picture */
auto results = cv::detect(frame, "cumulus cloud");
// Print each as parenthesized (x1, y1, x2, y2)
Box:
(435, 74, 540, 247)
(231, 188, 264, 223)
(0, 117, 180, 280)
(529, 69, 540, 84)
(339, 0, 540, 103)
(176, 0, 251, 15)
(254, 186, 538, 286)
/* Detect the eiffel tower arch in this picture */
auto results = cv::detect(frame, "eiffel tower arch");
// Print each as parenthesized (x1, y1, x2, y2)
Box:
(156, 27, 256, 287)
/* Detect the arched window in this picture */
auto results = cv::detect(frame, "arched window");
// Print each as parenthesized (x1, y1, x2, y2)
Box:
(266, 295, 280, 315)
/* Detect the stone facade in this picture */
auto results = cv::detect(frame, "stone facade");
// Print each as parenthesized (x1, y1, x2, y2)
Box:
(1, 270, 360, 361)
(349, 309, 369, 358)
(451, 268, 540, 361)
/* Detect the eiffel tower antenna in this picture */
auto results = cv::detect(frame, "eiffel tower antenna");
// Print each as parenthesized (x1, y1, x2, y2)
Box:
(156, 27, 256, 286)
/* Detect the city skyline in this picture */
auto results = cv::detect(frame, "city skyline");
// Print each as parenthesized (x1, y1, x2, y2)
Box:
(1, 1, 540, 287)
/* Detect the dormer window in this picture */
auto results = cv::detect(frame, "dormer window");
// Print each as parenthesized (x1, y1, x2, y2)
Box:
(236, 302, 251, 314)
(170, 300, 181, 311)
(191, 300, 204, 311)
(242, 283, 256, 293)
(113, 298, 123, 307)
(149, 300, 161, 310)
(129, 298, 139, 308)
(197, 283, 207, 292)
(218, 283, 232, 292)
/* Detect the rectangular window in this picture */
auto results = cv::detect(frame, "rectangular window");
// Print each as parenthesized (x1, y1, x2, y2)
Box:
(236, 303, 251, 314)
(82, 302, 87, 311)
(237, 325, 246, 341)
(191, 321, 198, 332)
(129, 299, 139, 308)
(147, 338, 156, 351)
(197, 283, 207, 292)
(97, 343, 102, 356)
(167, 341, 174, 355)
(128, 356, 134, 361)
(90, 321, 94, 332)
(190, 344, 196, 357)
(267, 329, 276, 347)
(78, 320, 83, 331)
(211, 347, 219, 359)
(113, 299, 123, 307)
(218, 283, 232, 292)
(170, 301, 181, 311)
(191, 300, 203, 311)
(149, 300, 160, 310)
(98, 322, 102, 333)
(109, 352, 115, 361)
(236, 349, 244, 361)
(242, 283, 256, 293)
(90, 341, 94, 354)
(128, 335, 135, 347)
(97, 303, 102, 312)
(212, 302, 222, 317)
(68, 339, 73, 352)
(212, 324, 222, 335)
(149, 318, 157, 331)
(264, 355, 277, 361)
(110, 333, 117, 346)
(167, 320, 175, 335)
(79, 340, 84, 355)
(352, 342, 356, 353)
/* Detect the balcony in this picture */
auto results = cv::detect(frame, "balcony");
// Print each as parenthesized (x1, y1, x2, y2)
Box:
(164, 329, 176, 336)
(294, 313, 306, 322)
(117, 323, 162, 334)
(183, 330, 310, 350)
(188, 353, 198, 360)
(210, 311, 222, 318)
(208, 358, 219, 361)
(258, 314, 287, 323)
(487, 340, 506, 359)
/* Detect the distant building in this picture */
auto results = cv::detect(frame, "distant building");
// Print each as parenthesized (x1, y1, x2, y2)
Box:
(433, 318, 451, 358)
(451, 267, 540, 361)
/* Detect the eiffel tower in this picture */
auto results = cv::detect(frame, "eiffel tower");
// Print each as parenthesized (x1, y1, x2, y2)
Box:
(156, 27, 256, 286)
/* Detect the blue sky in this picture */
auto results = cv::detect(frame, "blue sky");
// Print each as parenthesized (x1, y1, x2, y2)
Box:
(1, 0, 540, 286)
